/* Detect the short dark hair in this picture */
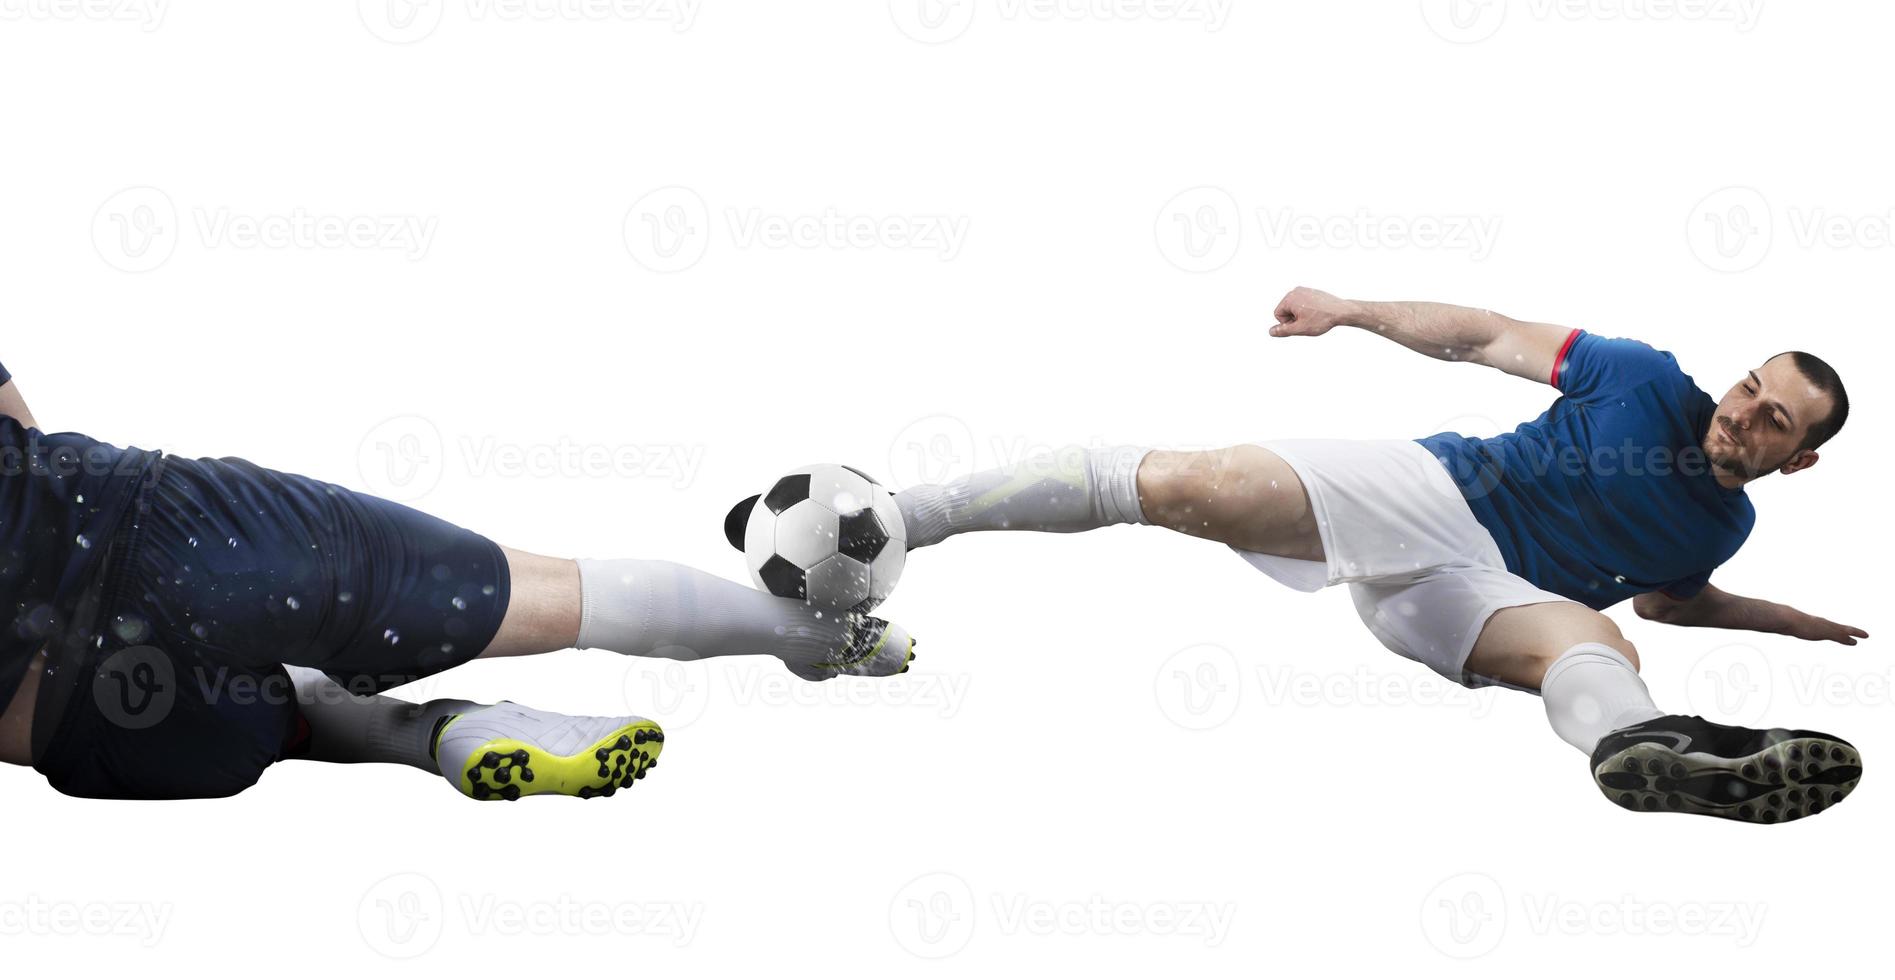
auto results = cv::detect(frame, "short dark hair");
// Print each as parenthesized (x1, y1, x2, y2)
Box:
(1769, 351, 1848, 451)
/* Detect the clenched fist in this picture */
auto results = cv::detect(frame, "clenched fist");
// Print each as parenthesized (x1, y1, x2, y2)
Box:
(1270, 287, 1359, 337)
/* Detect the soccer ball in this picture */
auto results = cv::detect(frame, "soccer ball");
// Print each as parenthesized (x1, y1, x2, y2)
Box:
(742, 464, 907, 613)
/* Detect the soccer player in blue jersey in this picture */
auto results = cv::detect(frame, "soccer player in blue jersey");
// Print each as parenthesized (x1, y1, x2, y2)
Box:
(0, 362, 913, 801)
(880, 286, 1865, 824)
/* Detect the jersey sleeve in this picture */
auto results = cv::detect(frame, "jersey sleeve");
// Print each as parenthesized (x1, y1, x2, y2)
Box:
(1550, 330, 1680, 403)
(1658, 570, 1714, 601)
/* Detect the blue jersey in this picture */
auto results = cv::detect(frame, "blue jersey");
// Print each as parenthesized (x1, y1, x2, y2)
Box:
(1415, 330, 1754, 610)
(1, 360, 162, 717)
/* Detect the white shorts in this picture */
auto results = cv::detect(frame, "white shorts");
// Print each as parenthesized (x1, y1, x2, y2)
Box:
(1233, 438, 1571, 689)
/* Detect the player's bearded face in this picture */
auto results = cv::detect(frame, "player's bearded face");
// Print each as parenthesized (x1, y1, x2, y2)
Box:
(1702, 357, 1829, 479)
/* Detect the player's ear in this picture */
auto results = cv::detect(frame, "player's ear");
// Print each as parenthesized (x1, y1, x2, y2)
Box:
(1780, 449, 1819, 475)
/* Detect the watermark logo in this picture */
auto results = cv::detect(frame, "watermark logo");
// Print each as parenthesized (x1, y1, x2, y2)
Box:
(358, 0, 447, 42)
(1154, 643, 1243, 730)
(623, 660, 713, 730)
(92, 186, 438, 272)
(1420, 872, 1507, 958)
(1687, 185, 1773, 273)
(1419, 0, 1507, 43)
(92, 645, 177, 731)
(623, 186, 711, 273)
(1421, 872, 1767, 955)
(889, 872, 977, 958)
(887, 413, 978, 488)
(0, 0, 168, 29)
(1156, 186, 1502, 271)
(888, 0, 976, 43)
(358, 872, 446, 959)
(891, 0, 1231, 41)
(624, 187, 971, 270)
(1423, 0, 1763, 43)
(888, 872, 1234, 957)
(0, 897, 172, 946)
(1155, 186, 1242, 273)
(358, 414, 447, 503)
(92, 186, 179, 273)
(359, 0, 701, 43)
(1683, 642, 1772, 724)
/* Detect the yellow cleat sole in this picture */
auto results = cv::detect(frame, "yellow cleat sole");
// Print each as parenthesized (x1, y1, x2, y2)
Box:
(452, 720, 665, 802)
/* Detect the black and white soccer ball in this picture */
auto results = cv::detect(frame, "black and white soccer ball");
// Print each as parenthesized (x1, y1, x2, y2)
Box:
(741, 464, 907, 613)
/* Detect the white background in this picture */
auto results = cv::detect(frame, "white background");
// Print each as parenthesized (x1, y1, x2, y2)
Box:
(1, 0, 1887, 973)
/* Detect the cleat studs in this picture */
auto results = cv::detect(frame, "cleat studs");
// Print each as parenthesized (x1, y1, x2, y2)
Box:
(1669, 763, 1686, 779)
(1742, 764, 1759, 779)
(520, 767, 534, 782)
(596, 748, 610, 761)
(501, 785, 520, 801)
(481, 751, 501, 767)
(1665, 794, 1682, 810)
(1623, 758, 1640, 771)
(1786, 808, 1801, 821)
(1761, 811, 1777, 824)
(1647, 759, 1665, 775)
(1831, 747, 1846, 762)
(616, 735, 632, 750)
(467, 768, 481, 781)
(597, 765, 610, 778)
(494, 768, 511, 785)
(1618, 793, 1637, 807)
(634, 730, 648, 745)
(513, 750, 529, 764)
(1738, 805, 1754, 820)
(472, 784, 491, 799)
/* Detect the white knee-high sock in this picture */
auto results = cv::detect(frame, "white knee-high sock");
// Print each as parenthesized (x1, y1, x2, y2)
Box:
(1539, 643, 1666, 755)
(284, 665, 477, 773)
(575, 559, 850, 665)
(896, 445, 1152, 549)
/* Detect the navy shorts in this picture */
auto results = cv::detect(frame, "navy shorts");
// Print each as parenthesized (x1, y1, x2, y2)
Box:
(34, 454, 511, 799)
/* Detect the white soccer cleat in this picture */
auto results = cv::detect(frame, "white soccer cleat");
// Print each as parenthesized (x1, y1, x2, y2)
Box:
(430, 702, 664, 802)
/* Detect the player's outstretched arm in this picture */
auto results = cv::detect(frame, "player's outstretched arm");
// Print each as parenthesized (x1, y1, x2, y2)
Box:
(1269, 286, 1575, 385)
(1635, 585, 1870, 645)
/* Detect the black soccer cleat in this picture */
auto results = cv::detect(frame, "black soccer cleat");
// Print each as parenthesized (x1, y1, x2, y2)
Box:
(1589, 714, 1862, 824)
(724, 493, 760, 551)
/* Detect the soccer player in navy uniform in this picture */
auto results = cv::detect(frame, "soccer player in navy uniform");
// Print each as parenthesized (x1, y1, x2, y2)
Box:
(0, 361, 914, 801)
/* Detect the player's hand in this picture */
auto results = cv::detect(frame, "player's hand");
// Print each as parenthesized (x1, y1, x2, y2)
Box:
(1787, 611, 1869, 645)
(1270, 286, 1356, 337)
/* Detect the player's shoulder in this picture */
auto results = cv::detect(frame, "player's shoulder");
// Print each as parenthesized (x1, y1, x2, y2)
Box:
(1558, 330, 1693, 399)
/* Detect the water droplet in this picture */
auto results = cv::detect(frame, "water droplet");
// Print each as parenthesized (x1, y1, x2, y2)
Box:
(75, 534, 91, 549)
(191, 622, 210, 639)
(337, 591, 354, 604)
(451, 596, 467, 611)
(75, 493, 85, 504)
(383, 628, 401, 645)
(227, 537, 238, 548)
(481, 585, 495, 596)
(188, 536, 199, 548)
(285, 596, 302, 611)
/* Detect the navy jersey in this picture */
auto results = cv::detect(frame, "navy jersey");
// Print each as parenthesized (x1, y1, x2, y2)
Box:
(1, 360, 162, 715)
(1415, 331, 1755, 610)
